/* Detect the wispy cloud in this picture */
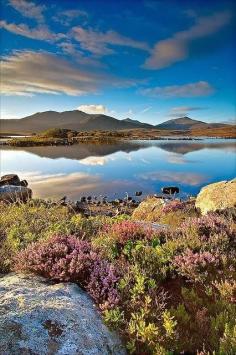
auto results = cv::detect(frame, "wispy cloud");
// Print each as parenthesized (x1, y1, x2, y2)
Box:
(144, 11, 232, 69)
(72, 26, 150, 56)
(52, 9, 88, 26)
(77, 104, 107, 114)
(0, 20, 65, 42)
(140, 81, 214, 98)
(169, 106, 208, 117)
(171, 106, 208, 113)
(8, 0, 46, 23)
(57, 42, 104, 68)
(139, 106, 152, 114)
(1, 50, 137, 96)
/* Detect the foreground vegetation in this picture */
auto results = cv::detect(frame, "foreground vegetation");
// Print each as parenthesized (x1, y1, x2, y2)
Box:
(0, 200, 235, 354)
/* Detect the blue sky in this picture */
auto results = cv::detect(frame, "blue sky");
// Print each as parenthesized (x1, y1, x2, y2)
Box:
(0, 0, 235, 124)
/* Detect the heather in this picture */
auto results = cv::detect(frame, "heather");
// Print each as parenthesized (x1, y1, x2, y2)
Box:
(0, 201, 235, 353)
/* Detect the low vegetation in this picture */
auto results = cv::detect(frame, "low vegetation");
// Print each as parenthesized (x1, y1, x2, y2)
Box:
(40, 128, 77, 138)
(4, 124, 236, 147)
(7, 128, 78, 146)
(0, 200, 235, 354)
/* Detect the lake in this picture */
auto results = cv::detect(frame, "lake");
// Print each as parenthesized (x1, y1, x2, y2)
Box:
(1, 139, 235, 201)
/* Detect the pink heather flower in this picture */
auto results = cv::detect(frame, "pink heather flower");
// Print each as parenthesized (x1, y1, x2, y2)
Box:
(15, 235, 98, 284)
(181, 213, 232, 239)
(105, 221, 155, 244)
(86, 260, 121, 310)
(162, 200, 186, 213)
(174, 249, 220, 282)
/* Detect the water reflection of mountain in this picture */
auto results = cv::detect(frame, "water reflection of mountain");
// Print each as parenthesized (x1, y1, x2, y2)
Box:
(1, 142, 148, 160)
(1, 140, 235, 159)
(155, 141, 236, 155)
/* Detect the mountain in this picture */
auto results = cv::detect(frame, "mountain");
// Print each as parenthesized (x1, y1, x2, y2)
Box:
(155, 116, 227, 130)
(0, 110, 152, 134)
(0, 112, 231, 135)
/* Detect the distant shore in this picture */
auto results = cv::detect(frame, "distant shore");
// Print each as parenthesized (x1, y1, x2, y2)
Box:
(1, 127, 236, 147)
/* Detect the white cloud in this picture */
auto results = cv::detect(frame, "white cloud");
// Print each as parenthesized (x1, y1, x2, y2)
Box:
(72, 26, 150, 56)
(1, 51, 100, 96)
(8, 0, 46, 23)
(144, 11, 232, 69)
(140, 81, 214, 98)
(77, 104, 107, 114)
(79, 156, 108, 166)
(1, 50, 135, 96)
(166, 153, 187, 165)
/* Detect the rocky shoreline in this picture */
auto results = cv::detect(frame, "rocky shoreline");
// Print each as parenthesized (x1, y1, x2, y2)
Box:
(1, 173, 235, 218)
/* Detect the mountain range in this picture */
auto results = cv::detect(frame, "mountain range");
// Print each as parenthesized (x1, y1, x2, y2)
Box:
(0, 110, 230, 134)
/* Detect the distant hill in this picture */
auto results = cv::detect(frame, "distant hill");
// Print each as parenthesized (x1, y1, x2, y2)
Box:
(155, 116, 227, 130)
(0, 111, 231, 135)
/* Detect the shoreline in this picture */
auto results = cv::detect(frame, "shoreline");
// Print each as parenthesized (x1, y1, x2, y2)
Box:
(1, 134, 236, 147)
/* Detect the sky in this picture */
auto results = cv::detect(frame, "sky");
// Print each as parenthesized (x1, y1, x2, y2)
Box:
(0, 0, 235, 124)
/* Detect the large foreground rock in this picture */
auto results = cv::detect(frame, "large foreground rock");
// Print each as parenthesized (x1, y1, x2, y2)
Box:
(0, 273, 126, 355)
(132, 197, 165, 221)
(195, 179, 236, 215)
(0, 185, 32, 202)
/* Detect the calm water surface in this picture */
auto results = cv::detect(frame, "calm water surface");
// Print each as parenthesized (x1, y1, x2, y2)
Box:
(1, 139, 235, 200)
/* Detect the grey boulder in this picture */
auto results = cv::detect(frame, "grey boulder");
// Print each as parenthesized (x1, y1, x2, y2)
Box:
(0, 273, 126, 355)
(0, 185, 32, 202)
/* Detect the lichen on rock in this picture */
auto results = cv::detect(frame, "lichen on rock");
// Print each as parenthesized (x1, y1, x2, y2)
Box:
(0, 273, 126, 355)
(195, 179, 236, 215)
